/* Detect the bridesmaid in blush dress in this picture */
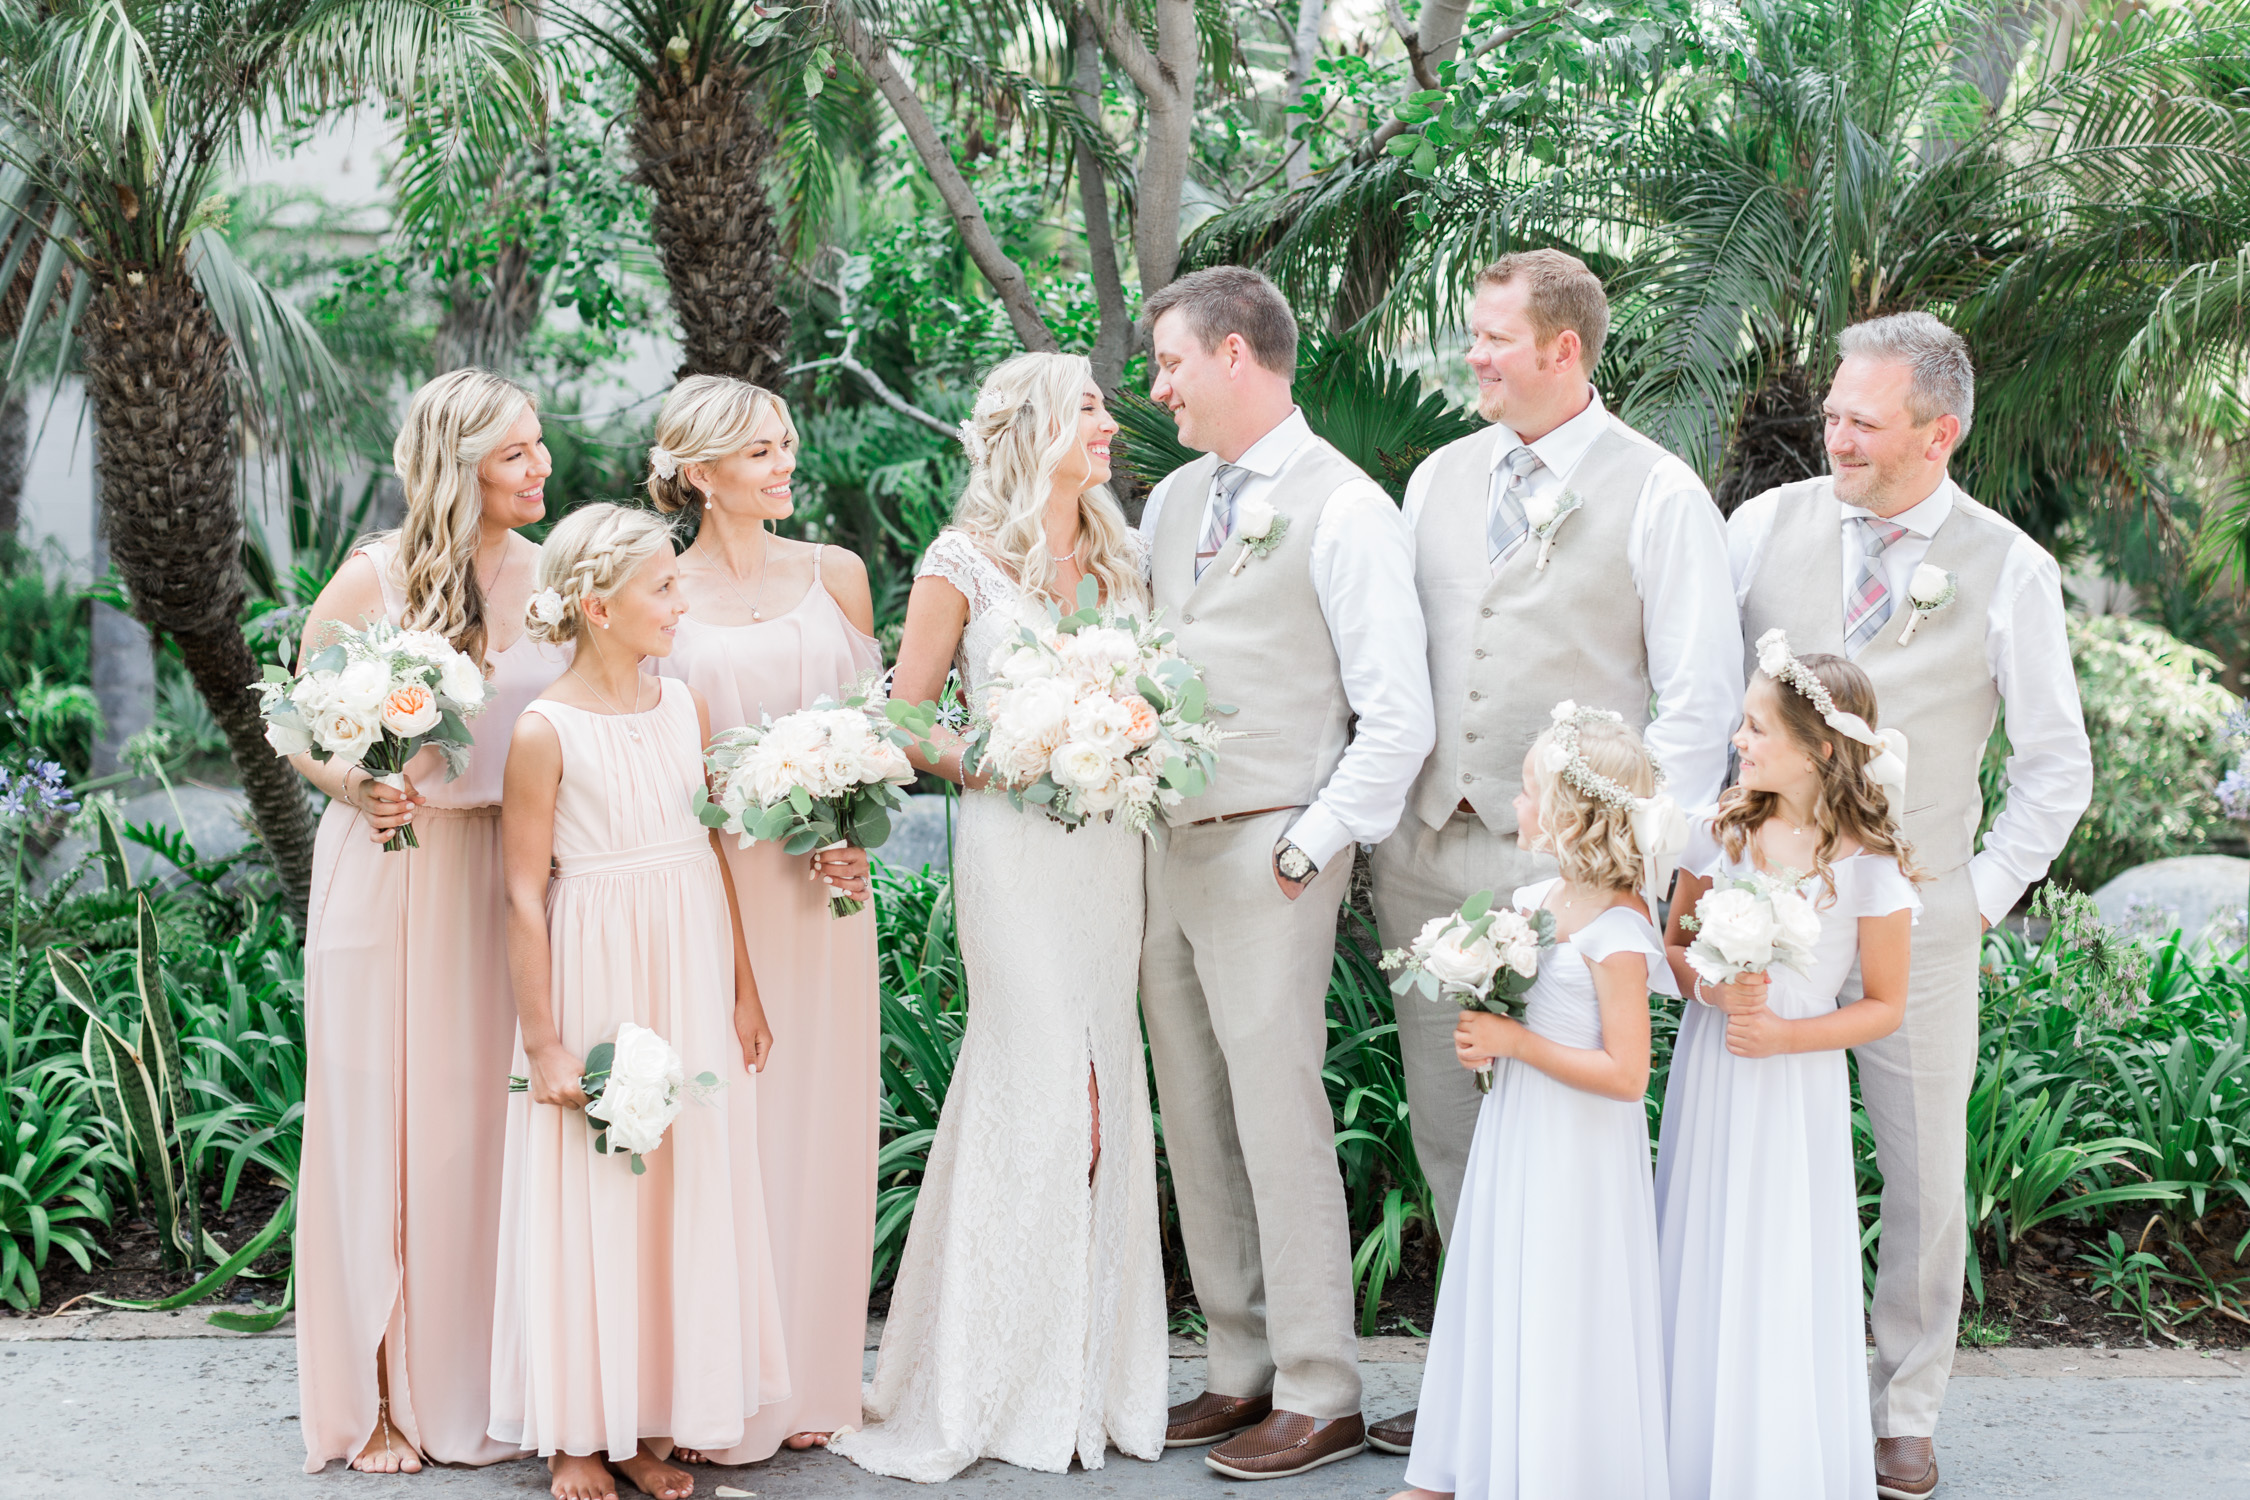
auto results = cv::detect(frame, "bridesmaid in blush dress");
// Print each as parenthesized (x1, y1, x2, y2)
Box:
(645, 376, 884, 1464)
(293, 370, 568, 1474)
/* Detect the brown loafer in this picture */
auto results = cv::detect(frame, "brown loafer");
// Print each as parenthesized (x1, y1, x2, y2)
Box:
(1366, 1406, 1414, 1455)
(1875, 1436, 1939, 1499)
(1165, 1390, 1272, 1448)
(1206, 1409, 1366, 1480)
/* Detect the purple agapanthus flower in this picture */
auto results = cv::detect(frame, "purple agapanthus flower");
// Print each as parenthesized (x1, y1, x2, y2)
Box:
(2221, 763, 2250, 824)
(0, 760, 78, 821)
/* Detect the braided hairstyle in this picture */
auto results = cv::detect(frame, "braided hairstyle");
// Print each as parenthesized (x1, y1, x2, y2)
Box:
(523, 504, 677, 646)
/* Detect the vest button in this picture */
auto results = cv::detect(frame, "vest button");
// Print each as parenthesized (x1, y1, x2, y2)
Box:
(1182, 613, 1194, 624)
(1481, 607, 1493, 618)
(1468, 690, 1481, 700)
(1465, 732, 1477, 741)
(1474, 648, 1486, 659)
(1461, 773, 1473, 784)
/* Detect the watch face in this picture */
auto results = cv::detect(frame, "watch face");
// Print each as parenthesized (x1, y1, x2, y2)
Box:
(1279, 845, 1315, 879)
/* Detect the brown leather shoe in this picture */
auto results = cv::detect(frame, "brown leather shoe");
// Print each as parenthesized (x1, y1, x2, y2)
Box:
(1206, 1409, 1366, 1480)
(1875, 1436, 1939, 1499)
(1164, 1390, 1272, 1449)
(1365, 1406, 1414, 1455)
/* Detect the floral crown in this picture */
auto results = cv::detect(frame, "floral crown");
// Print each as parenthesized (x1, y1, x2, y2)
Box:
(1535, 700, 1688, 905)
(1752, 628, 1910, 794)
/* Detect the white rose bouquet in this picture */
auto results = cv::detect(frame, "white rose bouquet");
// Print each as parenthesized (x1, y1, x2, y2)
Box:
(958, 577, 1227, 833)
(251, 620, 492, 851)
(509, 1021, 721, 1175)
(1381, 889, 1557, 1092)
(1679, 869, 1821, 988)
(696, 677, 918, 917)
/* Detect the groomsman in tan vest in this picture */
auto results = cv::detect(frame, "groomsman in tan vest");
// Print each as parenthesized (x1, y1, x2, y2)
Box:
(1363, 248, 1743, 1455)
(1136, 267, 1435, 1481)
(1733, 312, 2090, 1498)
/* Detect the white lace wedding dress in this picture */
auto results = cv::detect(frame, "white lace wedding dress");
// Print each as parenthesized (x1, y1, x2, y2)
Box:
(828, 530, 1167, 1483)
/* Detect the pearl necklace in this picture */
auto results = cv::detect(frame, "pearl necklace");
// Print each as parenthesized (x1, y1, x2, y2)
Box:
(572, 667, 649, 741)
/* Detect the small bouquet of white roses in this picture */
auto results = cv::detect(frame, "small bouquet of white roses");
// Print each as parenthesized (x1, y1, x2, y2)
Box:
(1381, 890, 1557, 1093)
(510, 1021, 721, 1175)
(696, 679, 918, 917)
(252, 620, 492, 851)
(1679, 869, 1821, 990)
(960, 577, 1226, 833)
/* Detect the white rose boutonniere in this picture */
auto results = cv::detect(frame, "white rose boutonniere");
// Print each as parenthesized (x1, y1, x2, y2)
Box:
(1896, 564, 1957, 645)
(1227, 497, 1291, 575)
(1526, 488, 1585, 572)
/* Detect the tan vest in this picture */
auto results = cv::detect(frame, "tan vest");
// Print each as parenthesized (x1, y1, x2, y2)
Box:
(1151, 439, 1366, 823)
(1738, 477, 2021, 873)
(1406, 422, 1664, 833)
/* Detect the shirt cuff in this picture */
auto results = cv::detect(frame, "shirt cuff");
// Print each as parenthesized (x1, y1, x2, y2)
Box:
(1282, 805, 1354, 874)
(1967, 855, 2023, 929)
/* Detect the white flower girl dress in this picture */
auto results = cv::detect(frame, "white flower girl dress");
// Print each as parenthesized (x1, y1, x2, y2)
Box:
(1405, 879, 1675, 1500)
(1655, 817, 1920, 1500)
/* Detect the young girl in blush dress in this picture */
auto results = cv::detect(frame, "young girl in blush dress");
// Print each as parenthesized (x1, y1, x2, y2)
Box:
(1656, 637, 1920, 1500)
(1395, 705, 1680, 1500)
(490, 504, 788, 1500)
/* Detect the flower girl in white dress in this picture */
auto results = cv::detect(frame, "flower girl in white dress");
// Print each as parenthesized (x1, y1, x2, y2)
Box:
(1656, 635, 1921, 1500)
(1396, 706, 1680, 1500)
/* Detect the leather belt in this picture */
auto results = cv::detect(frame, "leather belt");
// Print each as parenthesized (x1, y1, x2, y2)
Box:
(1184, 803, 1298, 828)
(1457, 798, 1477, 815)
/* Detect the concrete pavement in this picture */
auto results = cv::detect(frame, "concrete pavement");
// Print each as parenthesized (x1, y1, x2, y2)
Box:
(3, 1314, 2245, 1498)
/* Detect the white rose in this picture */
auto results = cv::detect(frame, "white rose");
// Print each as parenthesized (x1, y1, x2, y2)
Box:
(864, 736, 914, 783)
(1769, 885, 1822, 962)
(1119, 773, 1157, 809)
(1060, 626, 1138, 682)
(528, 588, 569, 626)
(1066, 695, 1134, 757)
(763, 713, 827, 758)
(1233, 497, 1278, 541)
(264, 716, 314, 757)
(329, 659, 390, 716)
(1520, 489, 1560, 532)
(1051, 739, 1118, 791)
(989, 641, 1055, 682)
(289, 671, 337, 719)
(394, 629, 452, 662)
(822, 749, 861, 791)
(1692, 887, 1777, 971)
(436, 652, 487, 708)
(1908, 563, 1953, 608)
(1486, 909, 1543, 979)
(1076, 772, 1128, 814)
(312, 706, 380, 763)
(1001, 676, 1075, 748)
(997, 736, 1053, 787)
(1754, 628, 1793, 680)
(588, 1023, 687, 1156)
(1422, 922, 1503, 993)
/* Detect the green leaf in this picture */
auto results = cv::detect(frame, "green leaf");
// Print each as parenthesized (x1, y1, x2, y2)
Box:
(782, 831, 821, 855)
(787, 785, 813, 816)
(1460, 889, 1494, 922)
(307, 645, 346, 676)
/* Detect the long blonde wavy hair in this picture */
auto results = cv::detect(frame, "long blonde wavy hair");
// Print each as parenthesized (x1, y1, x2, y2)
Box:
(385, 368, 536, 667)
(522, 504, 677, 647)
(1528, 717, 1661, 895)
(951, 352, 1144, 607)
(644, 375, 800, 514)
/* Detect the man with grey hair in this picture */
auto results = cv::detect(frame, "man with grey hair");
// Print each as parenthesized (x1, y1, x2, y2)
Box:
(1730, 310, 2091, 1498)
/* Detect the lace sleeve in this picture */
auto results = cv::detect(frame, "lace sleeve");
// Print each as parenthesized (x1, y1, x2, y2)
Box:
(917, 530, 1013, 621)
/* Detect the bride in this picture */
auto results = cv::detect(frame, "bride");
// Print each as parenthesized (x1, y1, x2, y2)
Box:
(827, 353, 1168, 1482)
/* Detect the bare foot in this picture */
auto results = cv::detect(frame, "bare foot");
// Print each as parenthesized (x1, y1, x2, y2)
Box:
(615, 1441, 694, 1499)
(551, 1453, 619, 1500)
(783, 1431, 831, 1450)
(350, 1401, 424, 1474)
(669, 1448, 708, 1464)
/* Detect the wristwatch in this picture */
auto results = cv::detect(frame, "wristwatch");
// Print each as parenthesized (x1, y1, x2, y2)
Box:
(1275, 840, 1318, 882)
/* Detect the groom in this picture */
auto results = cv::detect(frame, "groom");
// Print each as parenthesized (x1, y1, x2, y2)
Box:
(1363, 248, 1743, 1456)
(1136, 266, 1435, 1481)
(1733, 311, 2090, 1497)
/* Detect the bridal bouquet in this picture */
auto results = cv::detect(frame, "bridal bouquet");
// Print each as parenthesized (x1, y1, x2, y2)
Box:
(696, 680, 917, 917)
(1381, 890, 1556, 1092)
(1679, 870, 1821, 988)
(963, 578, 1225, 833)
(510, 1022, 721, 1175)
(252, 620, 492, 851)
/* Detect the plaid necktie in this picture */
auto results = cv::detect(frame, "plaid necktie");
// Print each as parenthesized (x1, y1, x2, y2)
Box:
(1843, 515, 1909, 657)
(1488, 445, 1541, 567)
(1195, 463, 1252, 580)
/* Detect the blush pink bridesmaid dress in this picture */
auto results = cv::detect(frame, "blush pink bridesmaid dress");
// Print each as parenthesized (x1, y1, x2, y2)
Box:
(296, 538, 569, 1472)
(654, 544, 883, 1460)
(486, 676, 789, 1459)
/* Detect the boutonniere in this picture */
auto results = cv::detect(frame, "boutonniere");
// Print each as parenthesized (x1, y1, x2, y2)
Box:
(1522, 488, 1584, 572)
(1227, 498, 1291, 576)
(1896, 564, 1957, 644)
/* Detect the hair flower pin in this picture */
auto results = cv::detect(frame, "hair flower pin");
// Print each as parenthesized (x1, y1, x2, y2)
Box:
(1753, 628, 1912, 794)
(528, 588, 569, 627)
(1897, 565, 1957, 645)
(648, 444, 680, 481)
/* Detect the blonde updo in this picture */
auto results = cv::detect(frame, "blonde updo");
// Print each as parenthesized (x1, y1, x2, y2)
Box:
(523, 504, 677, 646)
(645, 375, 799, 514)
(951, 352, 1145, 608)
(388, 368, 537, 666)
(1529, 717, 1660, 894)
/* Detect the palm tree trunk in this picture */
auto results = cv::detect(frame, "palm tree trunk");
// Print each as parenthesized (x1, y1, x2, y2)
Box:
(1714, 363, 1824, 515)
(0, 389, 24, 545)
(78, 272, 316, 920)
(632, 58, 791, 386)
(432, 241, 546, 374)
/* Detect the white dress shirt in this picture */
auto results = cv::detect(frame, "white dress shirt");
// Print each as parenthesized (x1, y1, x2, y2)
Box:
(1401, 390, 1745, 811)
(1728, 474, 2094, 925)
(1139, 408, 1436, 870)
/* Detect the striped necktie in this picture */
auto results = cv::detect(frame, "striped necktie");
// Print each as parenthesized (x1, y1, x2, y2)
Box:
(1843, 515, 1910, 657)
(1489, 445, 1541, 567)
(1195, 463, 1252, 580)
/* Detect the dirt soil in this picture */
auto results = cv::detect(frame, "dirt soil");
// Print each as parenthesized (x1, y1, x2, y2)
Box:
(1, 1174, 291, 1322)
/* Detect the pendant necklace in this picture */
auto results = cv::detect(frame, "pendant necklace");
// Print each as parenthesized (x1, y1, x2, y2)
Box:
(712, 529, 773, 621)
(572, 668, 646, 741)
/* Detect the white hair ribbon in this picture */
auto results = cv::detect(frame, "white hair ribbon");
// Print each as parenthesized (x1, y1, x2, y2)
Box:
(1628, 791, 1690, 911)
(1754, 628, 1910, 795)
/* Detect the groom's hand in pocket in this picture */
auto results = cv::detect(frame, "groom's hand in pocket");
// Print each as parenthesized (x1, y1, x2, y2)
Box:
(1272, 850, 1309, 902)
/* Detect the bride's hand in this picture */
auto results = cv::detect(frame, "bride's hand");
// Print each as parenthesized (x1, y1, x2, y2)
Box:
(810, 845, 871, 904)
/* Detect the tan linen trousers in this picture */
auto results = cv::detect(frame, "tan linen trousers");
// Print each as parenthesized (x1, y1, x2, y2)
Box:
(1369, 813, 1556, 1241)
(1856, 862, 1981, 1437)
(1141, 811, 1361, 1419)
